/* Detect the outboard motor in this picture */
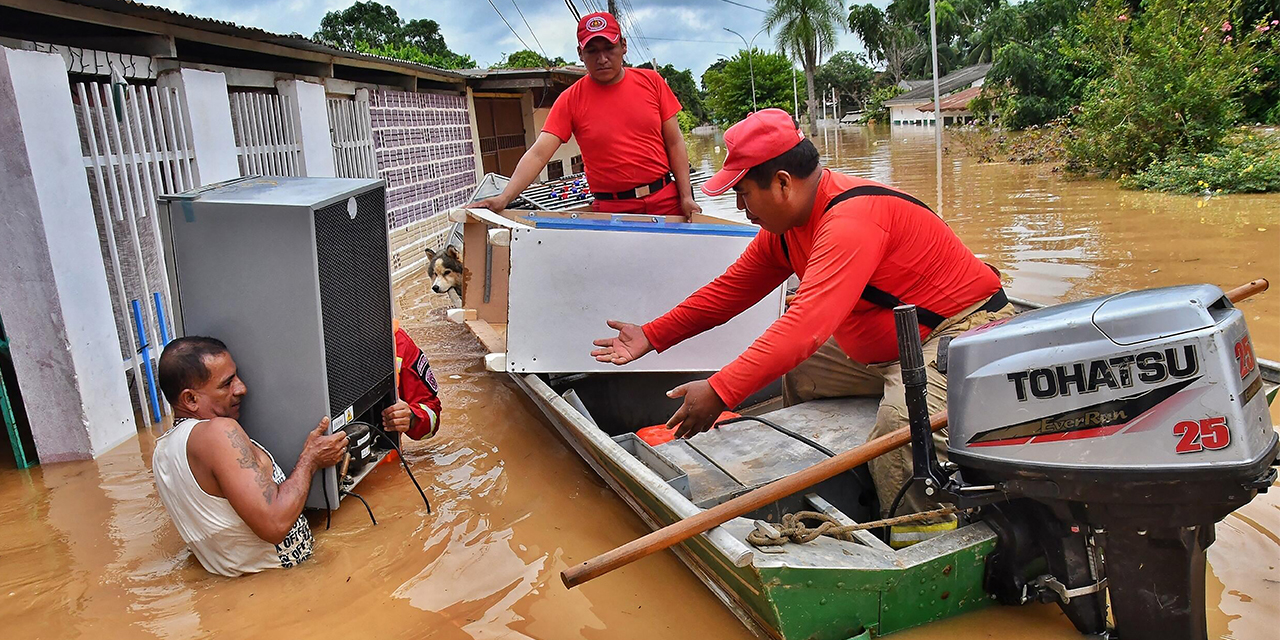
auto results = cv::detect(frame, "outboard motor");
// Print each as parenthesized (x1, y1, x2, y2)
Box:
(897, 284, 1278, 640)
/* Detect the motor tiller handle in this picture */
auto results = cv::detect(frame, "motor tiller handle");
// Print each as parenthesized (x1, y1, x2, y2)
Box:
(895, 305, 949, 494)
(559, 279, 1269, 590)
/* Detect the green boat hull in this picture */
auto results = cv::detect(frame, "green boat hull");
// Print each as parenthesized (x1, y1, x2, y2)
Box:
(514, 373, 996, 639)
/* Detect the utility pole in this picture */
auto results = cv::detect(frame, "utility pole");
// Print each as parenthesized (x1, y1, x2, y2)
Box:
(929, 0, 943, 217)
(792, 67, 799, 117)
(608, 1, 619, 15)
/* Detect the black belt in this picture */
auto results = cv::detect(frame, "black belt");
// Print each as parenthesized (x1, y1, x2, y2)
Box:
(865, 286, 1009, 330)
(593, 173, 674, 200)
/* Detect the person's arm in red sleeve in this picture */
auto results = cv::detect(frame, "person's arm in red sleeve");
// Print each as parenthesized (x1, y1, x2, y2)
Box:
(654, 74, 700, 218)
(707, 214, 889, 408)
(642, 231, 793, 351)
(389, 329, 443, 440)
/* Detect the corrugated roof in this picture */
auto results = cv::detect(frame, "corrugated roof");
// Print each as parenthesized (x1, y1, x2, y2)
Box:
(47, 0, 466, 80)
(885, 63, 991, 106)
(457, 66, 587, 79)
(917, 86, 982, 112)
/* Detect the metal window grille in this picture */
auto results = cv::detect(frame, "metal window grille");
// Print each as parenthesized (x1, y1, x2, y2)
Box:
(327, 96, 377, 179)
(229, 90, 301, 177)
(73, 81, 195, 425)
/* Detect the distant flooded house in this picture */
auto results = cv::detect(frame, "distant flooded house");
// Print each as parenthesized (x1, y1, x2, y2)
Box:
(0, 0, 579, 465)
(915, 86, 985, 126)
(884, 63, 990, 127)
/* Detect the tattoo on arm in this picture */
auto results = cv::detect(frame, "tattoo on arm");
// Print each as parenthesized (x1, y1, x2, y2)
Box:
(226, 427, 277, 505)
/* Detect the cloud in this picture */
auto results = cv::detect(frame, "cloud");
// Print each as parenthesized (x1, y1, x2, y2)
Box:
(139, 0, 875, 75)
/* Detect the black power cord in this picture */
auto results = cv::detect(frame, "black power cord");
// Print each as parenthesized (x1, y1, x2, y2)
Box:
(342, 489, 377, 525)
(373, 424, 435, 514)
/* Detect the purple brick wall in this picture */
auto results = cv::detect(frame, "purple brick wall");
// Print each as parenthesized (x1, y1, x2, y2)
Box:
(369, 91, 477, 230)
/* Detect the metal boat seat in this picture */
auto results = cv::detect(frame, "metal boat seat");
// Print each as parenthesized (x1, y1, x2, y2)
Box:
(654, 397, 882, 507)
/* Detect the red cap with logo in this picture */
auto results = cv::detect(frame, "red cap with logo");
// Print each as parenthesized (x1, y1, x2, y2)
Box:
(577, 12, 622, 49)
(702, 109, 805, 196)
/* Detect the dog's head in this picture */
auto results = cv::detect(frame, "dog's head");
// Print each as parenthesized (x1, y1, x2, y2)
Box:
(425, 245, 463, 295)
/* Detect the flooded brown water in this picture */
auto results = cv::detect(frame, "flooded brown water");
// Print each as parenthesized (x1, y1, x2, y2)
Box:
(0, 125, 1276, 639)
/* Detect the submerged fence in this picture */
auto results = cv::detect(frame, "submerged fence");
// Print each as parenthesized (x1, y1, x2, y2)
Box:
(73, 81, 195, 425)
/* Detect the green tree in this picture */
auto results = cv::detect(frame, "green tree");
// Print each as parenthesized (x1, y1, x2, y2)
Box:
(315, 1, 404, 49)
(975, 0, 1092, 129)
(865, 84, 907, 122)
(850, 0, 1004, 82)
(495, 49, 569, 69)
(815, 51, 876, 114)
(765, 0, 848, 135)
(1237, 0, 1280, 123)
(848, 4, 927, 85)
(649, 64, 707, 123)
(313, 1, 475, 69)
(702, 49, 797, 125)
(401, 18, 451, 56)
(365, 42, 476, 70)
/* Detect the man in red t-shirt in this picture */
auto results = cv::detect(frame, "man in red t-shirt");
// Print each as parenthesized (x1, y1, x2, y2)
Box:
(591, 109, 1014, 534)
(471, 12, 701, 218)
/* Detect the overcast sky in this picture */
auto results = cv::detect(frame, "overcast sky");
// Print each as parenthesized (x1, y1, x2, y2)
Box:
(144, 0, 888, 76)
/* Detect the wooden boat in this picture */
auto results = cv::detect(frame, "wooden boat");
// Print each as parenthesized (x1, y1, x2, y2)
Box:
(442, 200, 1279, 640)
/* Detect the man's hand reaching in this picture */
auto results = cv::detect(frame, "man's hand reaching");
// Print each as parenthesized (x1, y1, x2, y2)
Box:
(665, 380, 728, 439)
(468, 194, 512, 213)
(591, 320, 654, 365)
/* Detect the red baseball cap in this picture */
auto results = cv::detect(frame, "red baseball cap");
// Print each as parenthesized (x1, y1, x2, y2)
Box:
(702, 109, 805, 196)
(577, 12, 622, 49)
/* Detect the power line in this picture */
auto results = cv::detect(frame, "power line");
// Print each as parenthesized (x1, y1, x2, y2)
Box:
(564, 0, 581, 22)
(508, 0, 550, 62)
(717, 0, 767, 13)
(619, 0, 656, 62)
(486, 0, 536, 58)
(644, 36, 740, 44)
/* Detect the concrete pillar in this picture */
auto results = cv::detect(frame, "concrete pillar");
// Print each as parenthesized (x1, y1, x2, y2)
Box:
(276, 78, 335, 177)
(158, 67, 239, 185)
(0, 47, 136, 462)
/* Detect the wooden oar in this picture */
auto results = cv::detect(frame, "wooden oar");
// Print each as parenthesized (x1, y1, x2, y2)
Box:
(560, 278, 1269, 589)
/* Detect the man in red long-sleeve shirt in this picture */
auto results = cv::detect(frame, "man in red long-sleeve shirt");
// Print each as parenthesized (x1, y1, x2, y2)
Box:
(592, 109, 1013, 537)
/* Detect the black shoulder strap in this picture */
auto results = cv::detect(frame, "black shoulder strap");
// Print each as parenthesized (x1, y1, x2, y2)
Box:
(777, 186, 946, 329)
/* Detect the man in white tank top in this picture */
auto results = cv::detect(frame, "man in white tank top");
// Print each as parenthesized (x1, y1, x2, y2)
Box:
(152, 337, 348, 577)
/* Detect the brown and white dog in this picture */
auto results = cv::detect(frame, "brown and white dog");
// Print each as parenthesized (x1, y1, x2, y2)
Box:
(424, 245, 463, 304)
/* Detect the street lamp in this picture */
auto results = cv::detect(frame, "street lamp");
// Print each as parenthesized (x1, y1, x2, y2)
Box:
(723, 26, 767, 112)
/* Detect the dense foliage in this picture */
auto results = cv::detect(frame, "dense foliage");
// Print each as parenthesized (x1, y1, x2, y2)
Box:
(314, 1, 475, 69)
(972, 0, 1092, 129)
(702, 49, 798, 125)
(1119, 132, 1280, 194)
(1067, 0, 1274, 175)
(849, 0, 1004, 83)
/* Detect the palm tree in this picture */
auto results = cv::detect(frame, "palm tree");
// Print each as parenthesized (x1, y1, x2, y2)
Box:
(765, 0, 847, 135)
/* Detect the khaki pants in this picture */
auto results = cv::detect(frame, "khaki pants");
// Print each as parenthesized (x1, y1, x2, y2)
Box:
(782, 303, 1016, 518)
